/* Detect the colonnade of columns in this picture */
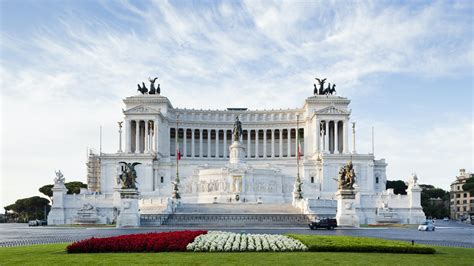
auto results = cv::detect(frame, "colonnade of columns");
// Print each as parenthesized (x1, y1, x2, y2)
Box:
(169, 128, 304, 159)
(125, 119, 158, 154)
(316, 119, 348, 154)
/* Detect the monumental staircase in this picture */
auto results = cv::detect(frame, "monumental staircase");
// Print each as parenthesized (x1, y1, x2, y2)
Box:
(140, 203, 311, 227)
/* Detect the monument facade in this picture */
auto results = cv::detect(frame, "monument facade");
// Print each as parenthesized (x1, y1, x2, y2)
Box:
(48, 78, 425, 226)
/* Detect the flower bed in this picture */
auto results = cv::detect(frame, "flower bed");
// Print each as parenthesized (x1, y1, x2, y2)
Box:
(66, 230, 207, 253)
(186, 231, 308, 252)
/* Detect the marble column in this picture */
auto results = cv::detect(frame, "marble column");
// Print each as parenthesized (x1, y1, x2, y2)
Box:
(199, 129, 203, 157)
(175, 126, 178, 157)
(334, 121, 339, 154)
(144, 120, 149, 153)
(135, 120, 140, 154)
(295, 128, 298, 158)
(287, 128, 291, 157)
(247, 130, 251, 158)
(207, 129, 211, 158)
(191, 128, 195, 157)
(271, 129, 275, 158)
(315, 119, 320, 153)
(183, 128, 187, 158)
(125, 119, 131, 153)
(255, 129, 259, 158)
(279, 129, 283, 158)
(343, 120, 348, 154)
(324, 120, 329, 153)
(263, 129, 267, 158)
(154, 119, 159, 153)
(215, 129, 219, 158)
(223, 129, 227, 158)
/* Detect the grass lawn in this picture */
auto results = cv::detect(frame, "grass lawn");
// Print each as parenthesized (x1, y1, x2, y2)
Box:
(288, 234, 435, 253)
(1, 243, 473, 265)
(0, 240, 473, 266)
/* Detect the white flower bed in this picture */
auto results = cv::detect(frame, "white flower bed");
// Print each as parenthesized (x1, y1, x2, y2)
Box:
(186, 231, 308, 252)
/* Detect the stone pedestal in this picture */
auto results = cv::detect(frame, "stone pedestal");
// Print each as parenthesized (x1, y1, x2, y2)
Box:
(47, 182, 67, 225)
(335, 189, 360, 227)
(229, 141, 245, 164)
(116, 189, 140, 228)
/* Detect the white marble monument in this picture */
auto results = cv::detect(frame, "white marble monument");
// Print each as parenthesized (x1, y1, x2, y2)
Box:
(48, 80, 426, 226)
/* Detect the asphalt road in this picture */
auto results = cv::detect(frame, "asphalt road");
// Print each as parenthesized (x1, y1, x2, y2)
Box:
(0, 220, 473, 248)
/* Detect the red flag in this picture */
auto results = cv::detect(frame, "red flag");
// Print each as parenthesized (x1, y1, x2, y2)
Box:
(177, 144, 181, 160)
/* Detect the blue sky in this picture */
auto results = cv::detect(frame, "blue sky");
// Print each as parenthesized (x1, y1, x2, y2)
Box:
(1, 0, 473, 207)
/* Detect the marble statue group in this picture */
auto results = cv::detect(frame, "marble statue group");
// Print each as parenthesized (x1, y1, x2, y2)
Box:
(137, 77, 160, 95)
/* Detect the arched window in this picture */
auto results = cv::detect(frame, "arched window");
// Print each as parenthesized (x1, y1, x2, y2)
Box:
(311, 176, 314, 183)
(160, 176, 164, 183)
(375, 176, 379, 184)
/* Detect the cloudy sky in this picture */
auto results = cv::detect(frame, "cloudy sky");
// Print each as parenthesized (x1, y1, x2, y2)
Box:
(1, 0, 473, 208)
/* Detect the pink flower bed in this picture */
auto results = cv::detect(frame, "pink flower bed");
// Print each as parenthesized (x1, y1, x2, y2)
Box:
(66, 230, 207, 253)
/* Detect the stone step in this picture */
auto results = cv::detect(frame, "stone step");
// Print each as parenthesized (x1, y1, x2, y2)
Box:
(175, 203, 301, 214)
(141, 213, 311, 227)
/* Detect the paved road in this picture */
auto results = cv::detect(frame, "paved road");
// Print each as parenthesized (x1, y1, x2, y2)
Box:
(0, 220, 473, 248)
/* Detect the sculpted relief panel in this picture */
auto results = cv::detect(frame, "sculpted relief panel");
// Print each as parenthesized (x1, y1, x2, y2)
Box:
(183, 179, 229, 193)
(254, 181, 277, 193)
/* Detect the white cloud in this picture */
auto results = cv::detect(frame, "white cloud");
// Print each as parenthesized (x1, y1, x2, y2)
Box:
(356, 118, 474, 189)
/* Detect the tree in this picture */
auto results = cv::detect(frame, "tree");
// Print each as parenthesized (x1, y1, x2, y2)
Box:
(419, 184, 449, 219)
(4, 196, 51, 222)
(39, 184, 54, 201)
(65, 181, 87, 194)
(39, 181, 87, 198)
(462, 177, 474, 193)
(386, 180, 407, 195)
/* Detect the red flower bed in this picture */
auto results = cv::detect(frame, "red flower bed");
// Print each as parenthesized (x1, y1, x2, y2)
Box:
(66, 230, 207, 253)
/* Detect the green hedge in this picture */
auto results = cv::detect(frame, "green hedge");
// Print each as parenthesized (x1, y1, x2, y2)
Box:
(287, 234, 435, 254)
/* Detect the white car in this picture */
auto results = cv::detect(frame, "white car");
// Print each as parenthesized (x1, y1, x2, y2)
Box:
(418, 221, 435, 231)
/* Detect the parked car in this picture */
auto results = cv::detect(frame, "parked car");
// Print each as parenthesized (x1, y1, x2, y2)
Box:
(418, 221, 435, 231)
(309, 218, 337, 230)
(443, 217, 449, 221)
(28, 220, 47, 226)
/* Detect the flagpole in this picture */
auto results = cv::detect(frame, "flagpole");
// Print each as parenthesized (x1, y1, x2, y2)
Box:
(296, 114, 300, 179)
(293, 114, 303, 200)
(176, 113, 180, 184)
